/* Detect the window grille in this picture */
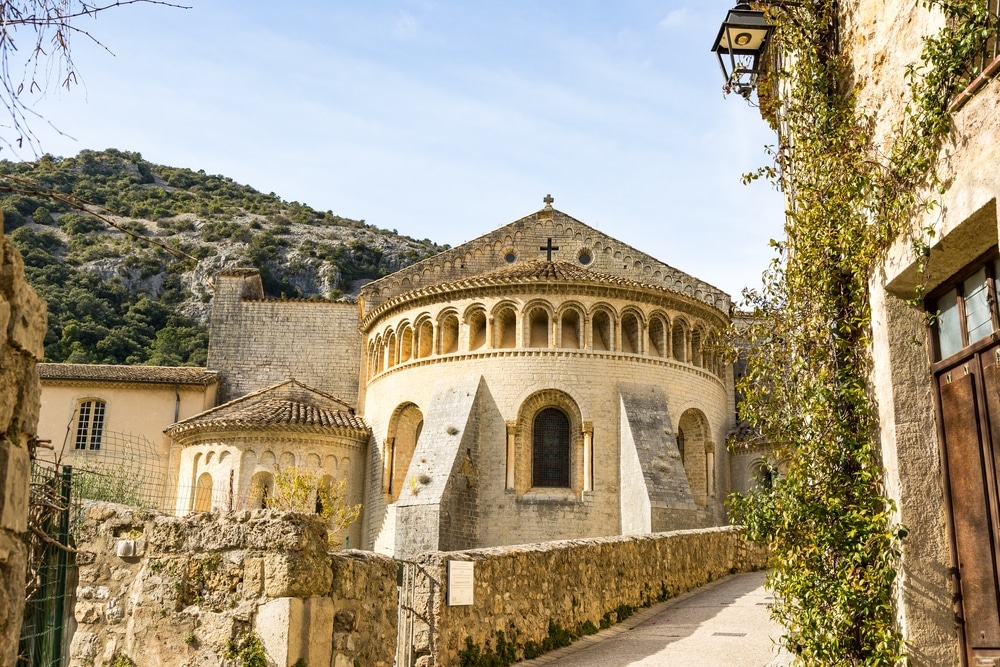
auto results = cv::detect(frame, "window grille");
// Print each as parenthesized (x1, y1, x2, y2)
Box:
(961, 1, 1000, 81)
(74, 400, 106, 451)
(532, 408, 570, 487)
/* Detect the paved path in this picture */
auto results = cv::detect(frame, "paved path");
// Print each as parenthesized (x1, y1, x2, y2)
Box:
(519, 571, 791, 667)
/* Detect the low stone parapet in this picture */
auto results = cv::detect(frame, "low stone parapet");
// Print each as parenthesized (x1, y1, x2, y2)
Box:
(409, 526, 766, 666)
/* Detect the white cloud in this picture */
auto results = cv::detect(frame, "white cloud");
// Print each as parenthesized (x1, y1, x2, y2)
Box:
(393, 12, 420, 39)
(658, 9, 690, 29)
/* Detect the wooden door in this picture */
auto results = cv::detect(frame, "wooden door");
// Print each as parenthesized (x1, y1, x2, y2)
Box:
(939, 344, 1000, 665)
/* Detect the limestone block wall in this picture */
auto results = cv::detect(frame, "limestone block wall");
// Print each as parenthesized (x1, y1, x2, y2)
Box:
(408, 526, 766, 666)
(207, 271, 362, 405)
(0, 227, 46, 667)
(364, 350, 731, 552)
(68, 505, 397, 667)
(172, 431, 367, 549)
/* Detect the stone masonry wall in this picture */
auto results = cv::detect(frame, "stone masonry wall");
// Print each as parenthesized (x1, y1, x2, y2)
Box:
(0, 225, 47, 667)
(70, 506, 763, 667)
(207, 271, 362, 405)
(408, 526, 766, 666)
(69, 505, 397, 667)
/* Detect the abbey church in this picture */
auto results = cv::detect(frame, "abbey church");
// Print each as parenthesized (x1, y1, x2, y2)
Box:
(38, 201, 759, 557)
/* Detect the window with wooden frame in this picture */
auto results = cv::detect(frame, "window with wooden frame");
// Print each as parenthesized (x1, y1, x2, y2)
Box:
(74, 399, 106, 451)
(929, 249, 1000, 362)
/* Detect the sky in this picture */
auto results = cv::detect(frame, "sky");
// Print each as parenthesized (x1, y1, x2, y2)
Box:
(16, 1, 784, 301)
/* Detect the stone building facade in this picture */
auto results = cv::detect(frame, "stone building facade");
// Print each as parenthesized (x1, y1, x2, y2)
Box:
(764, 2, 1000, 664)
(33, 205, 749, 569)
(203, 204, 741, 557)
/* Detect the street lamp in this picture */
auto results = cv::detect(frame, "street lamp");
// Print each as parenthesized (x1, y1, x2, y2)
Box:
(711, 3, 775, 98)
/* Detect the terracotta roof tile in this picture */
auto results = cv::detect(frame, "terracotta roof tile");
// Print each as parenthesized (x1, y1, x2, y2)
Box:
(167, 379, 369, 438)
(209, 398, 367, 429)
(38, 364, 218, 386)
(432, 260, 654, 294)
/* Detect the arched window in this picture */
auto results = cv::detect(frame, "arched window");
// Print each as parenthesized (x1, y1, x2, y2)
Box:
(621, 312, 641, 354)
(672, 321, 687, 362)
(194, 472, 213, 512)
(750, 461, 774, 490)
(691, 328, 704, 368)
(467, 309, 487, 351)
(74, 399, 106, 451)
(440, 314, 459, 354)
(385, 404, 424, 501)
(386, 332, 397, 367)
(374, 335, 385, 374)
(532, 408, 570, 487)
(592, 310, 613, 351)
(648, 316, 666, 357)
(249, 471, 274, 509)
(496, 307, 517, 349)
(528, 307, 549, 348)
(417, 320, 434, 358)
(399, 325, 414, 362)
(560, 309, 582, 349)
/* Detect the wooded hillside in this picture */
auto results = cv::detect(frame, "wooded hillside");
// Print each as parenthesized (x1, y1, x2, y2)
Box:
(1, 149, 445, 365)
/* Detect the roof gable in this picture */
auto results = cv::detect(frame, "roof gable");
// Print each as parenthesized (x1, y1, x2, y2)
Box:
(359, 205, 731, 315)
(167, 379, 368, 436)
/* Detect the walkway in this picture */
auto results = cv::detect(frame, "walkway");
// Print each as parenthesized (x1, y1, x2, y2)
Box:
(519, 571, 791, 667)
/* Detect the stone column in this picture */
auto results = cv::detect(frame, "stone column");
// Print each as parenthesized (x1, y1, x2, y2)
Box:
(582, 422, 594, 492)
(505, 422, 517, 490)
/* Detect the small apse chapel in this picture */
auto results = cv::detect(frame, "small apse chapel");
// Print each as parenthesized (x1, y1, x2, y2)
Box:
(41, 200, 754, 558)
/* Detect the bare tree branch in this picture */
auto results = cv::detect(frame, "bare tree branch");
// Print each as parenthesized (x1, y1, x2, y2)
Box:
(0, 0, 190, 155)
(0, 170, 198, 260)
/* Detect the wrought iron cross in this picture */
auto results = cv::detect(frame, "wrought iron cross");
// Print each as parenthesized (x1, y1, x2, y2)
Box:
(540, 238, 559, 261)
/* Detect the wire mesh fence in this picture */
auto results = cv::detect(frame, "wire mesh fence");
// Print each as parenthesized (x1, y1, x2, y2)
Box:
(18, 464, 72, 667)
(20, 430, 174, 666)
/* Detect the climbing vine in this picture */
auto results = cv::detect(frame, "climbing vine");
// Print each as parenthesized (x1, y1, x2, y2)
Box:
(729, 0, 994, 664)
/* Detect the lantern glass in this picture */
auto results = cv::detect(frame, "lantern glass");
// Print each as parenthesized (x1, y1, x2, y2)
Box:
(711, 4, 775, 97)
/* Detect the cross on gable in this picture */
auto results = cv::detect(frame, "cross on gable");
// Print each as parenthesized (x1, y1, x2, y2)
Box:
(540, 238, 560, 261)
(543, 194, 554, 208)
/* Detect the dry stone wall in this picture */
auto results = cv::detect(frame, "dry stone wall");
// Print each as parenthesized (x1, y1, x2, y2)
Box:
(408, 526, 766, 666)
(0, 225, 46, 667)
(68, 506, 763, 667)
(69, 505, 397, 667)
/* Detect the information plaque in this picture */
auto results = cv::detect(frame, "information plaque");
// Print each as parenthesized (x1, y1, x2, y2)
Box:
(447, 560, 474, 606)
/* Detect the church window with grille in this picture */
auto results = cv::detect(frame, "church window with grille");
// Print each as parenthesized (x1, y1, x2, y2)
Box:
(74, 399, 106, 451)
(532, 408, 570, 487)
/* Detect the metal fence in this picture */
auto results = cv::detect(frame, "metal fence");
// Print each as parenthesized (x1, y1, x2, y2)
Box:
(18, 464, 72, 667)
(19, 430, 170, 666)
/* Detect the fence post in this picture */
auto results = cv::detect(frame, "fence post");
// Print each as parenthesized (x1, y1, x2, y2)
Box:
(51, 466, 72, 666)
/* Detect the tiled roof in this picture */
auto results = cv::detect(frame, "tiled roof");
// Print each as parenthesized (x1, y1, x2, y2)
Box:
(38, 364, 218, 386)
(414, 260, 657, 299)
(465, 260, 626, 284)
(166, 379, 369, 438)
(198, 398, 367, 430)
